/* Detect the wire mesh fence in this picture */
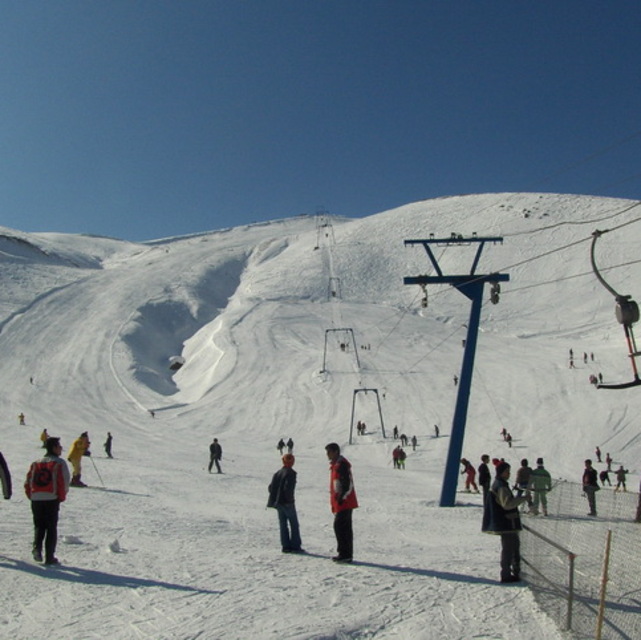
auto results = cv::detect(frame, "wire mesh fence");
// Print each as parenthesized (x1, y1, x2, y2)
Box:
(520, 479, 641, 639)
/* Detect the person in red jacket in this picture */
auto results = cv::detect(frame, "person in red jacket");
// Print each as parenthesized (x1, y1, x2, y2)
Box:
(25, 437, 70, 564)
(325, 442, 358, 563)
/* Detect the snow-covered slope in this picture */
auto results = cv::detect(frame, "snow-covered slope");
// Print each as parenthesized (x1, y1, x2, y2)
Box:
(1, 193, 640, 639)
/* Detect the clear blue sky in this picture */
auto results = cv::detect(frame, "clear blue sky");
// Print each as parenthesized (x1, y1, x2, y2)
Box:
(1, 1, 641, 241)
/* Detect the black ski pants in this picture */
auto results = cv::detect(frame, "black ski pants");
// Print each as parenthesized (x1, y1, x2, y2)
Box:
(31, 499, 60, 562)
(333, 509, 353, 560)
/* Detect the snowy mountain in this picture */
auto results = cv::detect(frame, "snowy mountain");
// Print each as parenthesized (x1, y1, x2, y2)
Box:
(1, 192, 640, 639)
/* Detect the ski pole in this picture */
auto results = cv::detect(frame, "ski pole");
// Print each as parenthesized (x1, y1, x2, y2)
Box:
(89, 455, 106, 488)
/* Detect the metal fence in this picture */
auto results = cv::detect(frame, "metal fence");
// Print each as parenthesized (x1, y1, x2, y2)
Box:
(520, 480, 641, 640)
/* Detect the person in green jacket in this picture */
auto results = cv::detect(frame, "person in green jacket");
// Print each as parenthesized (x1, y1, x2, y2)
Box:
(529, 458, 552, 516)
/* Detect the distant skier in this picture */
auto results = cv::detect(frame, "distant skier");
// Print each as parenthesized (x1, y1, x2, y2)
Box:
(277, 439, 285, 455)
(595, 446, 602, 463)
(529, 458, 551, 516)
(392, 446, 401, 469)
(40, 429, 49, 448)
(411, 435, 417, 451)
(434, 424, 440, 438)
(400, 433, 408, 447)
(208, 438, 223, 474)
(397, 447, 406, 470)
(453, 375, 458, 386)
(460, 458, 479, 493)
(104, 432, 113, 459)
(506, 433, 513, 448)
(599, 469, 611, 487)
(615, 466, 629, 492)
(18, 413, 25, 426)
(287, 438, 294, 454)
(478, 454, 491, 503)
(605, 452, 613, 471)
(393, 426, 399, 440)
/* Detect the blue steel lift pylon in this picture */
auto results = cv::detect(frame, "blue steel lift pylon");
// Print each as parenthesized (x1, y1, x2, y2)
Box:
(404, 235, 509, 507)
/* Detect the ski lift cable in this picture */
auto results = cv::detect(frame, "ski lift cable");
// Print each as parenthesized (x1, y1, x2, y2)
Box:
(473, 367, 508, 431)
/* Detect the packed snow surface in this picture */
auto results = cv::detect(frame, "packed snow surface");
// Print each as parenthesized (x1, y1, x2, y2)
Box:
(1, 192, 641, 639)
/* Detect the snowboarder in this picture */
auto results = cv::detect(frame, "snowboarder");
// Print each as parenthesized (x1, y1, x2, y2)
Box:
(482, 461, 527, 583)
(582, 459, 599, 516)
(615, 466, 629, 492)
(277, 439, 285, 454)
(25, 437, 70, 564)
(460, 458, 479, 493)
(0, 449, 12, 502)
(528, 458, 551, 516)
(104, 432, 113, 459)
(325, 442, 358, 563)
(478, 454, 491, 503)
(18, 412, 25, 426)
(287, 438, 294, 453)
(267, 453, 303, 553)
(208, 438, 223, 474)
(67, 432, 91, 487)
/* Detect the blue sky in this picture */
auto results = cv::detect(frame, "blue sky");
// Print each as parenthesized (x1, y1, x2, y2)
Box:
(1, 1, 640, 241)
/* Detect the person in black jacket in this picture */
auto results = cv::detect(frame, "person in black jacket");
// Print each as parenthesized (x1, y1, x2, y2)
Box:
(582, 459, 599, 516)
(267, 454, 303, 553)
(482, 461, 527, 583)
(208, 438, 222, 474)
(478, 454, 491, 503)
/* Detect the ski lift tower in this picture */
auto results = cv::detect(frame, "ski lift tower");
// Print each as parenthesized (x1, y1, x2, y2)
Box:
(404, 234, 509, 507)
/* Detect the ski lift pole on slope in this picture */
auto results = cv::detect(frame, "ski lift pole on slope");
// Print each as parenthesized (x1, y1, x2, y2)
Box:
(590, 229, 641, 389)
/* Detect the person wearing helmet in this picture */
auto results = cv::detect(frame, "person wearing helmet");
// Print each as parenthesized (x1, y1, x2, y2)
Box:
(267, 453, 303, 553)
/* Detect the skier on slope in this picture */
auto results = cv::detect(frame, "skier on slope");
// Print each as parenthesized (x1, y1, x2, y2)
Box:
(460, 458, 479, 493)
(67, 432, 91, 487)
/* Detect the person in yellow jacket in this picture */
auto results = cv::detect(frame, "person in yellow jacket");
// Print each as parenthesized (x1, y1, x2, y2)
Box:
(67, 432, 91, 487)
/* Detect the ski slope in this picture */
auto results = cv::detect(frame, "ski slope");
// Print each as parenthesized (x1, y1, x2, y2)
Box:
(1, 193, 640, 639)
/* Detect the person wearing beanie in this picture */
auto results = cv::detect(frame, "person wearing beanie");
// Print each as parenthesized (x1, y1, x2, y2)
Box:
(529, 458, 552, 516)
(267, 453, 303, 553)
(24, 437, 70, 564)
(482, 461, 527, 583)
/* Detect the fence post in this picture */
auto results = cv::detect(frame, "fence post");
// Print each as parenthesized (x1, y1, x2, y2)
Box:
(595, 529, 612, 640)
(567, 552, 576, 631)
